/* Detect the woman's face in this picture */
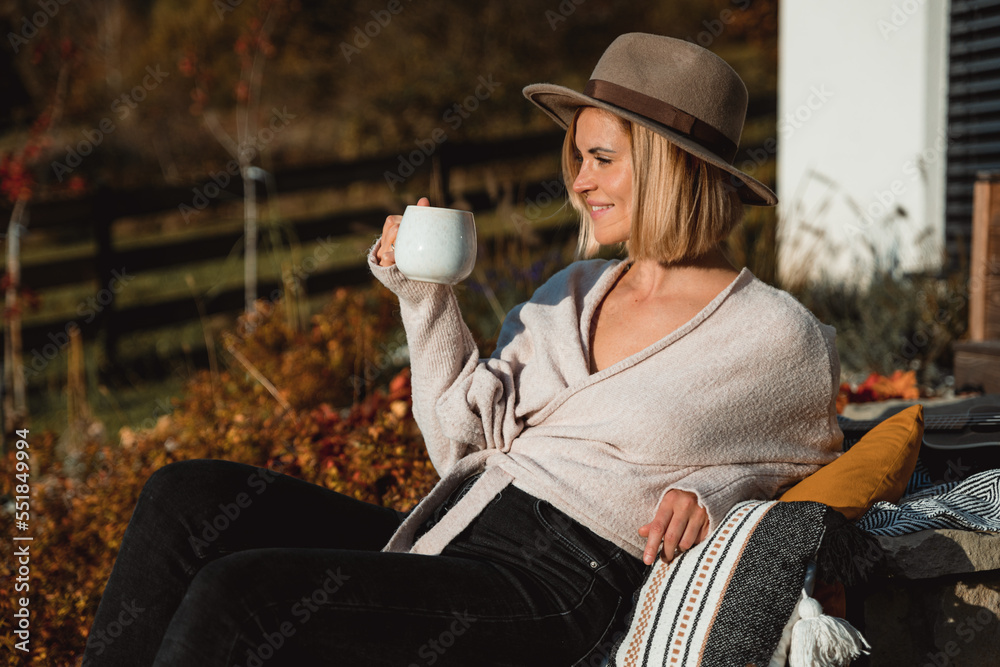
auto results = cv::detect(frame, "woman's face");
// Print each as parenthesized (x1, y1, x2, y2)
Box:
(572, 107, 634, 246)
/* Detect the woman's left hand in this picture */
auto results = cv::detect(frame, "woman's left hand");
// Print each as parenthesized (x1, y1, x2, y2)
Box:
(638, 489, 710, 566)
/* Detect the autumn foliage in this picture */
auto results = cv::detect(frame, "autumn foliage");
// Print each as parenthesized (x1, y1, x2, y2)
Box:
(836, 369, 921, 414)
(0, 285, 439, 665)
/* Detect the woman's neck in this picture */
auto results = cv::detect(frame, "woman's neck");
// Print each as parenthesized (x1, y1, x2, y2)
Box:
(622, 247, 739, 299)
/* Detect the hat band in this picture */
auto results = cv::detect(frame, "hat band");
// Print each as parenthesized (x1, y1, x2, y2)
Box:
(584, 79, 738, 163)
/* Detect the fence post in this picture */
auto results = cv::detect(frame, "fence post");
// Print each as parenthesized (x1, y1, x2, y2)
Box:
(432, 146, 452, 207)
(92, 186, 119, 369)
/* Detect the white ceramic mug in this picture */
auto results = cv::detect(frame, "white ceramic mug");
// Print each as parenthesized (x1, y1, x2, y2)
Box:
(393, 205, 477, 284)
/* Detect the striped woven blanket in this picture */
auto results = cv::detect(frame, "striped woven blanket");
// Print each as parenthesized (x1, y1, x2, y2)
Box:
(610, 500, 831, 667)
(857, 465, 1000, 536)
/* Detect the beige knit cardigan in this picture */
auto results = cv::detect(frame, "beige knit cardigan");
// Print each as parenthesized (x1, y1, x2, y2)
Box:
(368, 250, 843, 560)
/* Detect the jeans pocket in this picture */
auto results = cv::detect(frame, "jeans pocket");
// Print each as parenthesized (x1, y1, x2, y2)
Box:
(612, 549, 650, 592)
(532, 500, 620, 572)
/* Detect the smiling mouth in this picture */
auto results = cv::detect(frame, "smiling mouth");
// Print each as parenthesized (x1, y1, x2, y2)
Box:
(590, 204, 613, 212)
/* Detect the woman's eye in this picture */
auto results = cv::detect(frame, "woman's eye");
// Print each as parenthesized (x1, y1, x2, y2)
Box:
(595, 156, 612, 165)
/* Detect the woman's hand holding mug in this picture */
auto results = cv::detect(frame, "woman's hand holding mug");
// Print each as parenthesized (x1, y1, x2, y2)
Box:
(376, 197, 477, 284)
(376, 196, 430, 267)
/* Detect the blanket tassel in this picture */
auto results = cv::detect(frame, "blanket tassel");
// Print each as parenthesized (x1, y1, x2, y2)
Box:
(789, 593, 870, 667)
(816, 508, 885, 586)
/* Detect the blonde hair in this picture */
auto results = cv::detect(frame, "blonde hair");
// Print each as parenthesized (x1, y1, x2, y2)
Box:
(561, 107, 744, 262)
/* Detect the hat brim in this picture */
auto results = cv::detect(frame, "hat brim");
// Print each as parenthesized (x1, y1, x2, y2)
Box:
(523, 83, 777, 207)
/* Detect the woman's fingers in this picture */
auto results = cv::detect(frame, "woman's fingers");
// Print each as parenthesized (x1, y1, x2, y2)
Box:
(658, 513, 687, 564)
(375, 197, 431, 266)
(375, 214, 401, 266)
(641, 505, 674, 565)
(677, 514, 705, 554)
(640, 489, 709, 565)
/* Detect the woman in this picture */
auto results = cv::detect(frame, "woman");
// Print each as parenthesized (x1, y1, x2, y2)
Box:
(83, 33, 841, 666)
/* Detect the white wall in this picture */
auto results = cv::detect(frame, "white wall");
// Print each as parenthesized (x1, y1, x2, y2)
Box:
(777, 0, 950, 284)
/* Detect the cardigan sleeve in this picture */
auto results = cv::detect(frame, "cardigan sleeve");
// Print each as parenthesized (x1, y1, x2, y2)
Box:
(368, 240, 526, 475)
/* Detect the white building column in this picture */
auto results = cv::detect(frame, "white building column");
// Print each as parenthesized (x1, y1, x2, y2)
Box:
(777, 0, 950, 284)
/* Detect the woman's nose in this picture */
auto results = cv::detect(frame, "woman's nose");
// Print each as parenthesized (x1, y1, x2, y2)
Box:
(572, 165, 593, 195)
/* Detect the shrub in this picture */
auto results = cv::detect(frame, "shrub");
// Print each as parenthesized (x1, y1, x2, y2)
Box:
(0, 234, 571, 665)
(0, 287, 434, 665)
(792, 269, 968, 389)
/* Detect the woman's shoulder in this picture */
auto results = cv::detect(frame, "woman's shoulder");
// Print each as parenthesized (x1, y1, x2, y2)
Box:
(495, 258, 618, 329)
(491, 259, 620, 356)
(736, 271, 831, 331)
(728, 270, 838, 363)
(713, 271, 841, 404)
(528, 258, 621, 303)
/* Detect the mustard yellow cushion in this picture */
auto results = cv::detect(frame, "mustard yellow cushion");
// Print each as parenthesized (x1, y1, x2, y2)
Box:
(779, 404, 924, 520)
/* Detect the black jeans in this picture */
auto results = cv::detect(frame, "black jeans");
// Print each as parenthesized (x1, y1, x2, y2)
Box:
(81, 459, 645, 666)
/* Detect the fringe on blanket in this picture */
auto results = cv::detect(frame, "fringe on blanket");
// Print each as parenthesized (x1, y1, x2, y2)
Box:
(816, 508, 885, 586)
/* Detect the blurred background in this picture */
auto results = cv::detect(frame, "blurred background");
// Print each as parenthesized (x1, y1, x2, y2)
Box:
(0, 0, 996, 662)
(0, 0, 784, 437)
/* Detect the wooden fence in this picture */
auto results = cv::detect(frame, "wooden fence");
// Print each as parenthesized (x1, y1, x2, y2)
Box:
(1, 95, 776, 381)
(2, 131, 571, 369)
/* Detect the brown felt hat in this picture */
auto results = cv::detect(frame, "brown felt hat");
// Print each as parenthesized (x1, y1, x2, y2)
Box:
(523, 33, 777, 206)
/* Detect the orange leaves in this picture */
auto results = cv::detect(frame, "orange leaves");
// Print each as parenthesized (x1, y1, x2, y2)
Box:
(178, 53, 197, 77)
(1, 94, 69, 205)
(234, 35, 251, 57)
(235, 79, 250, 103)
(875, 370, 921, 401)
(65, 174, 87, 195)
(837, 370, 920, 413)
(5, 284, 440, 664)
(0, 430, 156, 665)
(59, 37, 76, 61)
(0, 152, 35, 203)
(389, 367, 411, 399)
